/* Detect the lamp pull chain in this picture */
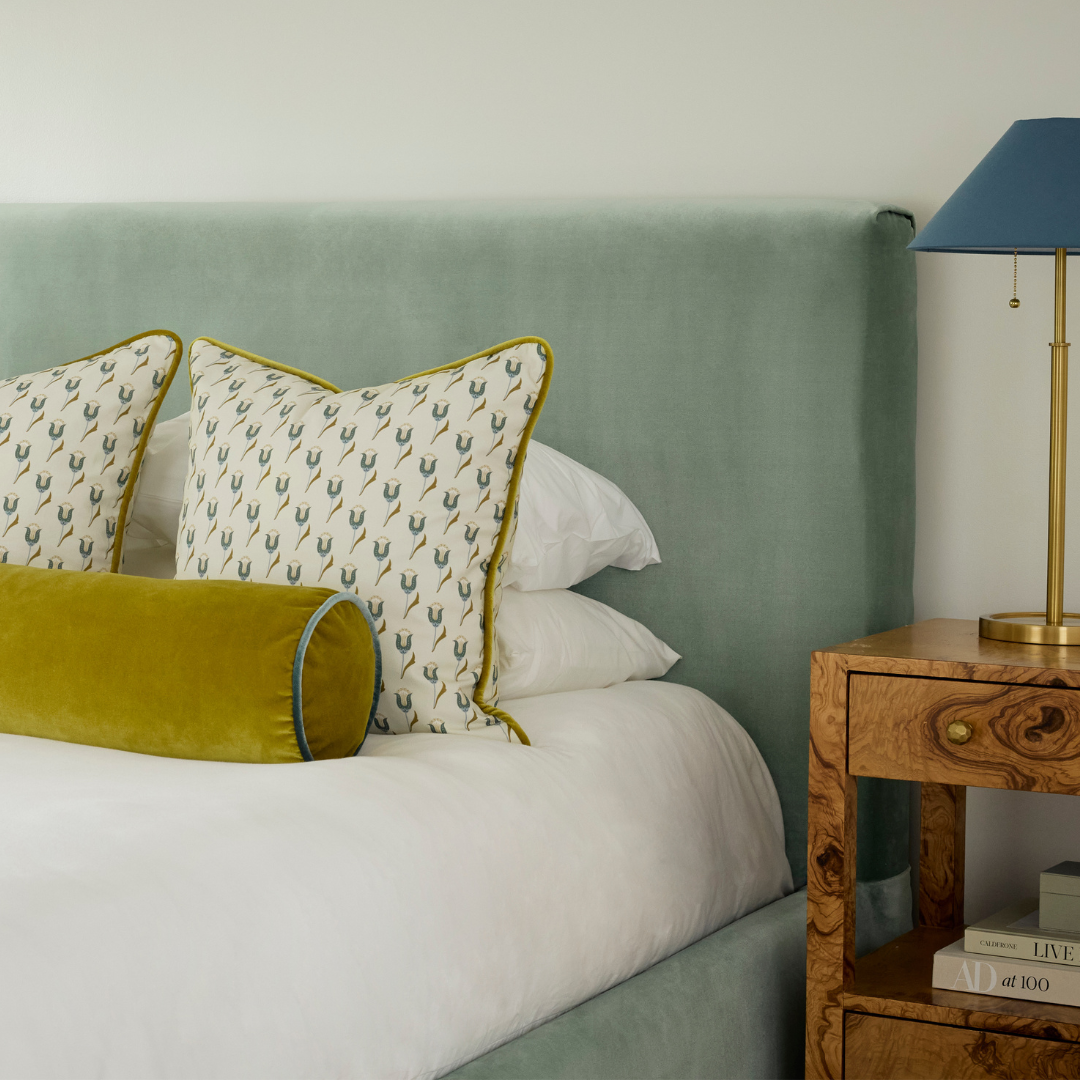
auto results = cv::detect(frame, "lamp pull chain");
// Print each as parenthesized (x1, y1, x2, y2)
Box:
(1010, 248, 1021, 308)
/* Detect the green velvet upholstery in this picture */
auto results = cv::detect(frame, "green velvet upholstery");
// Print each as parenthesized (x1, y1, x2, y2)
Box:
(444, 871, 914, 1080)
(447, 890, 810, 1080)
(0, 199, 917, 882)
(0, 563, 379, 762)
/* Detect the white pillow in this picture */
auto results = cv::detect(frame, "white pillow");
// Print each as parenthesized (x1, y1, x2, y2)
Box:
(128, 411, 190, 543)
(129, 415, 661, 589)
(502, 439, 660, 590)
(121, 412, 190, 579)
(496, 587, 680, 699)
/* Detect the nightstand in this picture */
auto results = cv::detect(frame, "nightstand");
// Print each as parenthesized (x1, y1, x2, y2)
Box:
(806, 619, 1080, 1079)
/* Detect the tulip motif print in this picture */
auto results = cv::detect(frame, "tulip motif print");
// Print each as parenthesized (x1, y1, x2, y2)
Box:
(316, 533, 333, 580)
(395, 628, 414, 678)
(408, 510, 426, 557)
(0, 332, 179, 573)
(366, 595, 385, 633)
(394, 688, 416, 731)
(175, 335, 550, 740)
(246, 499, 261, 544)
(430, 400, 450, 442)
(453, 636, 468, 677)
(325, 475, 343, 522)
(337, 422, 356, 465)
(68, 451, 86, 494)
(394, 423, 413, 467)
(2, 492, 18, 537)
(264, 529, 280, 576)
(24, 523, 42, 565)
(418, 452, 437, 500)
(433, 543, 452, 591)
(400, 568, 418, 617)
(348, 505, 366, 552)
(56, 502, 74, 546)
(428, 601, 445, 649)
(99, 432, 116, 471)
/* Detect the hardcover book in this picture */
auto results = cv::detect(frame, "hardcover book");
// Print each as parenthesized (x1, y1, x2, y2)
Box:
(965, 898, 1080, 967)
(934, 937, 1080, 1008)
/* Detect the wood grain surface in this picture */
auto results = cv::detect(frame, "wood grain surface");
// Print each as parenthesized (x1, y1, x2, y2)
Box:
(920, 782, 966, 928)
(807, 620, 1080, 1076)
(821, 618, 1080, 679)
(848, 674, 1080, 792)
(806, 650, 856, 1080)
(847, 927, 1080, 1043)
(844, 1012, 1080, 1079)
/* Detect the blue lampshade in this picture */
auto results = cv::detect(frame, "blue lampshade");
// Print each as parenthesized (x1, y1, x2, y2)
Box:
(909, 118, 1080, 254)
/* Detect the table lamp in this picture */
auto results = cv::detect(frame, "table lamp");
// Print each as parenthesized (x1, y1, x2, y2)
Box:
(910, 117, 1080, 645)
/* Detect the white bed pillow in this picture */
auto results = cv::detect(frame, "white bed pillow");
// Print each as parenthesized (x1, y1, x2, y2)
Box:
(496, 587, 680, 699)
(129, 419, 661, 589)
(506, 440, 660, 591)
(128, 411, 190, 544)
(121, 412, 190, 578)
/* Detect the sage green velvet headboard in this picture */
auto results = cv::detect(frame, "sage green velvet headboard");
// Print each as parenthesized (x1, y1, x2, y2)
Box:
(0, 199, 916, 885)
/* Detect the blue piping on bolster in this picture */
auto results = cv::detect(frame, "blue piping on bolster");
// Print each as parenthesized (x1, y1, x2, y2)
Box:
(291, 592, 384, 761)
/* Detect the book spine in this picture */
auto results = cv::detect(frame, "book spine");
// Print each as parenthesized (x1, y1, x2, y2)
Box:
(934, 949, 1080, 1006)
(964, 929, 1080, 967)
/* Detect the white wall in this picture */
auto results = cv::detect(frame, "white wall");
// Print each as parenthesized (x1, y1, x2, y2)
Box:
(3, 0, 1080, 920)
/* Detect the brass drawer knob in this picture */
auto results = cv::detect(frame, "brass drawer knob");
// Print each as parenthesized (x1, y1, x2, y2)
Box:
(946, 719, 974, 745)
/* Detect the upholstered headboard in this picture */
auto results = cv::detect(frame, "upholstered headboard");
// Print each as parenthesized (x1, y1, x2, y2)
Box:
(0, 199, 917, 885)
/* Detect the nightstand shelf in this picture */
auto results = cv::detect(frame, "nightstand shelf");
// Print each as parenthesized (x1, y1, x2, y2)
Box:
(806, 619, 1080, 1079)
(848, 927, 1080, 1042)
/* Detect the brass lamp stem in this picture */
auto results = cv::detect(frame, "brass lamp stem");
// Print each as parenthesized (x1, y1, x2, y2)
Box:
(981, 249, 1080, 644)
(1048, 248, 1069, 626)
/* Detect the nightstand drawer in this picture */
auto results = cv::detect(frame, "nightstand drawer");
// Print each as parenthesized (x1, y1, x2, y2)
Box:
(848, 673, 1080, 792)
(845, 1013, 1080, 1079)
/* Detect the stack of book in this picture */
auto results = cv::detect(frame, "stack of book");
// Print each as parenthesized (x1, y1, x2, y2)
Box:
(933, 863, 1080, 1007)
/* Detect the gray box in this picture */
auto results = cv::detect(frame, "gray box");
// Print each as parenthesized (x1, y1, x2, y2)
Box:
(1041, 862, 1080, 933)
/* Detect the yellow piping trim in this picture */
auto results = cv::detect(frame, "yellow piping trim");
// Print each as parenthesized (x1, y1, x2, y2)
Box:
(416, 337, 554, 747)
(190, 335, 553, 746)
(55, 330, 183, 574)
(189, 338, 342, 394)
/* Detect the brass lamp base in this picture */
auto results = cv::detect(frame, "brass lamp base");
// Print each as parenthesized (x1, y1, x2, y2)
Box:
(980, 612, 1080, 645)
(979, 251, 1077, 648)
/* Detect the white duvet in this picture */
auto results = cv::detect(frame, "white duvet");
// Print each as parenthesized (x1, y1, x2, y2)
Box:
(0, 680, 791, 1080)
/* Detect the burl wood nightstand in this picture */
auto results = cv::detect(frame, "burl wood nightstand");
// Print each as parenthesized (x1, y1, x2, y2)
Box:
(806, 619, 1080, 1079)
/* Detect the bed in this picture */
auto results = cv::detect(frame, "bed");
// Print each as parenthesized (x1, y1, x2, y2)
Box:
(0, 199, 917, 1079)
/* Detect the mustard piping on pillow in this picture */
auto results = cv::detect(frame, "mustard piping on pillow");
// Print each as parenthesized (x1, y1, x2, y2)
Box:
(188, 336, 553, 746)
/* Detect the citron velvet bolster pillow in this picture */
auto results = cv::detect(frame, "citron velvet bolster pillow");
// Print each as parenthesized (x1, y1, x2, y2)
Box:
(0, 563, 382, 763)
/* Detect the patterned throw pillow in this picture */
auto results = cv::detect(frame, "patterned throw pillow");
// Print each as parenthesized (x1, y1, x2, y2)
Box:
(1, 332, 181, 572)
(175, 336, 552, 744)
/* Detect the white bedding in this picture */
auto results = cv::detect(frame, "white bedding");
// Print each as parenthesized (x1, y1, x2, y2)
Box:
(0, 680, 791, 1080)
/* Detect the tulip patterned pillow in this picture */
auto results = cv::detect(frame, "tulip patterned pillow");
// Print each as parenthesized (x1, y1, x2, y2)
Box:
(1, 332, 181, 572)
(174, 336, 552, 744)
